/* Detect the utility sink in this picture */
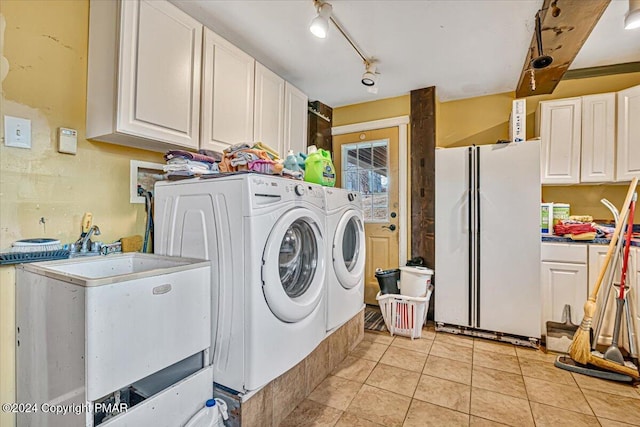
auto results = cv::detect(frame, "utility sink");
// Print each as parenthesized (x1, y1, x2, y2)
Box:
(19, 253, 209, 287)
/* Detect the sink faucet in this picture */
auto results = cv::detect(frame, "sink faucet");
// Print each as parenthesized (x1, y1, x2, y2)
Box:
(78, 225, 101, 253)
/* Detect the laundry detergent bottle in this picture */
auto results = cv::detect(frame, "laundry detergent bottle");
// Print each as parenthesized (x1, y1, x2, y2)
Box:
(304, 146, 336, 187)
(184, 398, 229, 427)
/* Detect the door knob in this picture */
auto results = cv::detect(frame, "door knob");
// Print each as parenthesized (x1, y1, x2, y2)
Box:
(382, 224, 396, 231)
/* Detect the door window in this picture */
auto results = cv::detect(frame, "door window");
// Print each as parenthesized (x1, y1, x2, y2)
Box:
(342, 217, 361, 272)
(342, 140, 389, 222)
(279, 219, 318, 298)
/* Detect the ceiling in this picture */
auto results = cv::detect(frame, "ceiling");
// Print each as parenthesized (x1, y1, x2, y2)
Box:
(171, 0, 640, 107)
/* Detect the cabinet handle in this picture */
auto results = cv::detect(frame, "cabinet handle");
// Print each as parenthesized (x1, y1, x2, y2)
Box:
(153, 284, 172, 295)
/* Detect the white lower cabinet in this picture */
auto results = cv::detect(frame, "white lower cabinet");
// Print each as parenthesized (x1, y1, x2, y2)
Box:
(541, 243, 588, 337)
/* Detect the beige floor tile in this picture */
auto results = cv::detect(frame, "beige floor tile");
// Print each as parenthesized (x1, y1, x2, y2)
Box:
(334, 412, 384, 427)
(429, 341, 473, 364)
(473, 349, 521, 375)
(519, 357, 576, 386)
(469, 416, 509, 426)
(279, 399, 343, 427)
(571, 372, 640, 399)
(345, 384, 411, 427)
(390, 335, 433, 353)
(471, 366, 527, 399)
(582, 389, 640, 426)
(421, 328, 437, 340)
(308, 375, 363, 411)
(470, 387, 534, 427)
(379, 346, 428, 373)
(473, 339, 517, 356)
(365, 363, 421, 397)
(435, 332, 475, 348)
(403, 399, 469, 427)
(363, 331, 394, 345)
(523, 376, 593, 415)
(423, 354, 472, 385)
(530, 401, 600, 427)
(598, 418, 637, 427)
(350, 341, 389, 362)
(414, 374, 471, 413)
(332, 355, 377, 383)
(515, 346, 558, 362)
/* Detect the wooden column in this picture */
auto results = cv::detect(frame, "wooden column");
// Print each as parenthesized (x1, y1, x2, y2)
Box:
(410, 87, 436, 270)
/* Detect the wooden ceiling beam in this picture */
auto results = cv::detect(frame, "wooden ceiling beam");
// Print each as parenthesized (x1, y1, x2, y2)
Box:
(515, 0, 611, 98)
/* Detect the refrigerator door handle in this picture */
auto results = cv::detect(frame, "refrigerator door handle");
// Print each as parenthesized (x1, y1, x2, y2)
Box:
(476, 146, 481, 328)
(467, 147, 473, 327)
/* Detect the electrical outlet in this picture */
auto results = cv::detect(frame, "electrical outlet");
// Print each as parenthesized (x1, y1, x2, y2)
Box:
(4, 115, 32, 149)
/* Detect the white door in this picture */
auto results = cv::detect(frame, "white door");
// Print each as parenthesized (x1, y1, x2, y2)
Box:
(201, 29, 255, 153)
(284, 82, 308, 155)
(118, 0, 201, 149)
(581, 93, 615, 183)
(435, 147, 471, 327)
(332, 210, 366, 289)
(262, 209, 325, 322)
(541, 261, 588, 333)
(254, 62, 285, 154)
(478, 143, 541, 338)
(616, 85, 640, 182)
(537, 98, 582, 184)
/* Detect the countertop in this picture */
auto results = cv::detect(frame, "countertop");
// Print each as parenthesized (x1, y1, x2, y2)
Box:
(541, 235, 640, 247)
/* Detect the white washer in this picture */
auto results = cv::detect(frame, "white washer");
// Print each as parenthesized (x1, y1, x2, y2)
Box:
(154, 174, 326, 393)
(324, 187, 366, 331)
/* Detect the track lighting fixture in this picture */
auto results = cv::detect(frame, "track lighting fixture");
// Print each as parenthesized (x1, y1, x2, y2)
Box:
(625, 0, 640, 30)
(310, 1, 332, 38)
(310, 1, 381, 91)
(530, 10, 553, 69)
(361, 62, 377, 87)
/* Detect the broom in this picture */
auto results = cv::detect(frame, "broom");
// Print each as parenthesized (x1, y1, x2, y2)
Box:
(569, 177, 638, 365)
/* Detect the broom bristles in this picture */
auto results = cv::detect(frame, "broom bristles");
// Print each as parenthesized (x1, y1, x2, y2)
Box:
(568, 299, 597, 364)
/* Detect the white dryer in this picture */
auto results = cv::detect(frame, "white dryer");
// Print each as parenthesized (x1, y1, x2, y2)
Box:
(154, 174, 327, 393)
(324, 187, 365, 331)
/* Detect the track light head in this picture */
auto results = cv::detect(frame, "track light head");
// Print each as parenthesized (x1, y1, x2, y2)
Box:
(361, 62, 377, 87)
(310, 2, 332, 38)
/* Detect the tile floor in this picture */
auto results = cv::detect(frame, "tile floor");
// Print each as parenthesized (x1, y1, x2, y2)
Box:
(281, 324, 640, 427)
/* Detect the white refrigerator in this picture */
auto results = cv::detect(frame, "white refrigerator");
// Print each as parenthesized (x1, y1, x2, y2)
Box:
(435, 142, 541, 341)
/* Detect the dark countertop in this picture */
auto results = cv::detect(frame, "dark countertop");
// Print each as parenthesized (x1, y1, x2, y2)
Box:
(541, 235, 640, 247)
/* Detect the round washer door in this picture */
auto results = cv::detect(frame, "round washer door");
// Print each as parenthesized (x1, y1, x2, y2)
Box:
(262, 208, 325, 323)
(333, 210, 365, 289)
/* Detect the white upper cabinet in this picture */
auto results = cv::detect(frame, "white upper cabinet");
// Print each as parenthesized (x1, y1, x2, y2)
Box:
(581, 93, 616, 183)
(616, 85, 640, 182)
(284, 82, 309, 156)
(254, 63, 285, 155)
(87, 0, 202, 151)
(201, 28, 255, 153)
(537, 98, 582, 184)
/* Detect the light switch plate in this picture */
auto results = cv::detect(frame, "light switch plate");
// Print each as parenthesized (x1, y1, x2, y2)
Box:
(58, 127, 78, 154)
(4, 115, 31, 149)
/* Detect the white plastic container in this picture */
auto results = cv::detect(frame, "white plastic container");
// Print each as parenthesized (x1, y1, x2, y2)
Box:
(399, 266, 434, 297)
(184, 398, 228, 427)
(376, 287, 433, 339)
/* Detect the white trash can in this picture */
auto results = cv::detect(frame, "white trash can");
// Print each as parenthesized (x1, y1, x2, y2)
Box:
(399, 266, 434, 297)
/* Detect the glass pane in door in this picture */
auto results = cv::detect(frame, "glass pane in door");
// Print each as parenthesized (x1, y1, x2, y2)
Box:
(341, 140, 389, 222)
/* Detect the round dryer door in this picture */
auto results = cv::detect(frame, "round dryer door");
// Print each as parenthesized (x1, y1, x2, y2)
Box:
(262, 208, 325, 323)
(333, 210, 365, 289)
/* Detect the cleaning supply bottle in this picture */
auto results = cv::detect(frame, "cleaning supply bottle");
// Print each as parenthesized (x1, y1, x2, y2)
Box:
(283, 150, 301, 172)
(304, 146, 336, 187)
(184, 398, 229, 427)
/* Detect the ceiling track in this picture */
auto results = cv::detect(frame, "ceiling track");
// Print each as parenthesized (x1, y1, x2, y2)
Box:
(515, 0, 611, 98)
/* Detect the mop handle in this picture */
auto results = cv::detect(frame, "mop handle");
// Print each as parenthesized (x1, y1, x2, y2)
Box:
(589, 177, 638, 302)
(618, 194, 636, 299)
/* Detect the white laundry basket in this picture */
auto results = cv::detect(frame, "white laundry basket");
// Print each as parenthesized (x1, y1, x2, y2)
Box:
(376, 284, 433, 339)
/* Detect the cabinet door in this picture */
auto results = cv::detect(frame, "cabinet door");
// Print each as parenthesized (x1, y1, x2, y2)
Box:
(581, 93, 615, 183)
(254, 62, 285, 156)
(118, 0, 201, 149)
(537, 98, 582, 184)
(541, 261, 587, 336)
(201, 29, 255, 153)
(284, 82, 309, 155)
(616, 85, 640, 182)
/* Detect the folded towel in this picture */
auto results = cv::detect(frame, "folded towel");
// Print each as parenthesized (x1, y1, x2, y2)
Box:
(165, 150, 219, 164)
